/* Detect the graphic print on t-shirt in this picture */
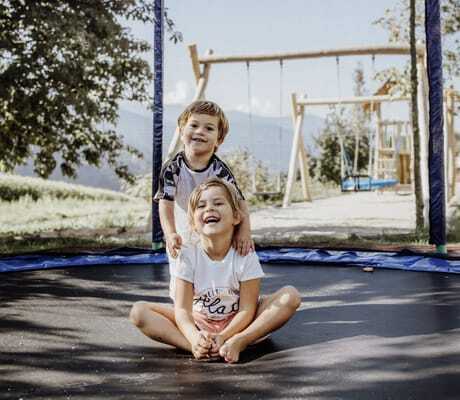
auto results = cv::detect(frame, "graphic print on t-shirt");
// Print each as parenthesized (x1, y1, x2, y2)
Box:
(193, 287, 239, 320)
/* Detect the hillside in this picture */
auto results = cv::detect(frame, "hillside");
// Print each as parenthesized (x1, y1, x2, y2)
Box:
(0, 173, 132, 202)
(15, 105, 324, 191)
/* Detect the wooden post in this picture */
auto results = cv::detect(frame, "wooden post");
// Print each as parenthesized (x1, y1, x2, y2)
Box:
(298, 142, 312, 201)
(394, 122, 402, 182)
(188, 44, 201, 83)
(446, 90, 456, 199)
(443, 94, 450, 201)
(283, 94, 305, 207)
(167, 46, 213, 158)
(408, 104, 415, 189)
(373, 104, 382, 179)
(418, 55, 430, 226)
(290, 94, 312, 202)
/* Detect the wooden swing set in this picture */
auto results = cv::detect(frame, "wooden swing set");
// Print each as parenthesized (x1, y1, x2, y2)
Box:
(167, 43, 458, 212)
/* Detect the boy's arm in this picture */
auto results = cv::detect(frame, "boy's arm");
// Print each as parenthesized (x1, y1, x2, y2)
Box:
(174, 278, 211, 359)
(159, 199, 182, 257)
(233, 199, 255, 256)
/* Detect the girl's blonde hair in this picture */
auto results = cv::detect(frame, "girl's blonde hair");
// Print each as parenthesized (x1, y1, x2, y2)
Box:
(178, 100, 229, 143)
(188, 178, 242, 230)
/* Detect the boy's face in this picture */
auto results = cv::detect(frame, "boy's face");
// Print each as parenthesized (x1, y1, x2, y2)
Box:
(181, 113, 221, 157)
(192, 186, 240, 238)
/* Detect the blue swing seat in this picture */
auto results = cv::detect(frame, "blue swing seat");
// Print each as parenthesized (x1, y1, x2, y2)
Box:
(341, 175, 398, 192)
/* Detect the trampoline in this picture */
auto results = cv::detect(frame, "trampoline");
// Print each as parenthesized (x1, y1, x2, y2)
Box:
(2, 1, 458, 399)
(2, 257, 460, 399)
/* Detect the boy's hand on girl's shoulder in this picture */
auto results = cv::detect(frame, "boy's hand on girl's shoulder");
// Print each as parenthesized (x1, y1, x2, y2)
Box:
(165, 233, 182, 258)
(232, 229, 255, 257)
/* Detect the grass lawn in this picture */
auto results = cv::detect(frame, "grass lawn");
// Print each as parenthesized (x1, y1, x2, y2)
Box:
(1, 174, 459, 255)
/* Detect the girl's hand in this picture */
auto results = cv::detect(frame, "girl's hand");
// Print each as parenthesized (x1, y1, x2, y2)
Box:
(166, 233, 182, 258)
(191, 332, 212, 359)
(232, 227, 254, 257)
(208, 334, 225, 357)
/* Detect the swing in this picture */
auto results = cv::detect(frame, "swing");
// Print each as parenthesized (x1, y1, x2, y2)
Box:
(246, 61, 283, 199)
(334, 56, 397, 192)
(333, 56, 372, 192)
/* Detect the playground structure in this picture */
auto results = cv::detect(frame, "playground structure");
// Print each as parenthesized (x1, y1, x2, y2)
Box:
(165, 43, 458, 222)
(285, 92, 411, 207)
(286, 86, 459, 211)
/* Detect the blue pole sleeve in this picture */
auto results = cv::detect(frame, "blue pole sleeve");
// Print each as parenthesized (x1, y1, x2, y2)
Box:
(152, 0, 164, 244)
(425, 0, 446, 245)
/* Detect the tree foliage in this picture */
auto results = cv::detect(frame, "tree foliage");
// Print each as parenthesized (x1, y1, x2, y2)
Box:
(373, 0, 459, 93)
(221, 148, 279, 197)
(0, 1, 179, 182)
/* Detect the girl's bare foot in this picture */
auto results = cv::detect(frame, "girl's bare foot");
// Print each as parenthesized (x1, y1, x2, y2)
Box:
(219, 336, 246, 363)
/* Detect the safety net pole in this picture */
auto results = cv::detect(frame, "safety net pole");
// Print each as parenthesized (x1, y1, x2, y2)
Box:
(425, 0, 446, 252)
(152, 0, 164, 249)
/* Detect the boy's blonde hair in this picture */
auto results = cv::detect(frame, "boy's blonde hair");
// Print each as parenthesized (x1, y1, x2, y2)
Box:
(188, 177, 242, 230)
(178, 100, 229, 143)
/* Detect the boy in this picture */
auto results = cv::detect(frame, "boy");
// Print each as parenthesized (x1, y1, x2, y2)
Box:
(154, 100, 253, 257)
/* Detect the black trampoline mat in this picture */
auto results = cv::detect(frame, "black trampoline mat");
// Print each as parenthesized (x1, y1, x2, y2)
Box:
(1, 263, 460, 400)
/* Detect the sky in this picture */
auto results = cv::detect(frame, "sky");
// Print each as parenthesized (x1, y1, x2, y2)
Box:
(123, 0, 457, 123)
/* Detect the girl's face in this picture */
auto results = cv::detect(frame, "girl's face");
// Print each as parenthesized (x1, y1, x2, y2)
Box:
(192, 186, 240, 237)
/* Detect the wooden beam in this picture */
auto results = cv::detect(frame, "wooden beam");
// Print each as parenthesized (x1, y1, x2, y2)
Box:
(380, 120, 409, 127)
(297, 95, 410, 106)
(198, 44, 425, 65)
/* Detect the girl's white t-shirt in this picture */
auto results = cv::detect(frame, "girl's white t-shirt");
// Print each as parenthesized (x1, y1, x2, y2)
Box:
(170, 243, 264, 321)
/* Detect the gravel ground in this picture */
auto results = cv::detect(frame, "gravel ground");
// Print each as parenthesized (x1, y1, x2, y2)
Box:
(251, 191, 417, 244)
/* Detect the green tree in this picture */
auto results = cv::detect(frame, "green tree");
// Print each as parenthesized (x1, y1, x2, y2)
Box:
(0, 1, 179, 182)
(351, 63, 370, 174)
(311, 108, 370, 186)
(221, 148, 278, 197)
(373, 0, 459, 93)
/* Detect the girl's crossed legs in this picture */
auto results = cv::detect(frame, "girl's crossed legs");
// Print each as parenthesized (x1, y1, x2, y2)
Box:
(129, 285, 301, 363)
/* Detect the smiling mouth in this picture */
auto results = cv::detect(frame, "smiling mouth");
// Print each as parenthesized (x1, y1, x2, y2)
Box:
(192, 137, 206, 143)
(204, 216, 220, 224)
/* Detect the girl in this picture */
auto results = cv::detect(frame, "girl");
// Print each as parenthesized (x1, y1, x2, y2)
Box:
(130, 178, 301, 363)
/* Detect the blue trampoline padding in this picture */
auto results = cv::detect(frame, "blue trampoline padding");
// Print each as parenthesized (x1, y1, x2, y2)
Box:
(1, 247, 460, 274)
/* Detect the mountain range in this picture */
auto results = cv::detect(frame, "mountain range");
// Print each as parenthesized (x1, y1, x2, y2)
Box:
(15, 105, 324, 191)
